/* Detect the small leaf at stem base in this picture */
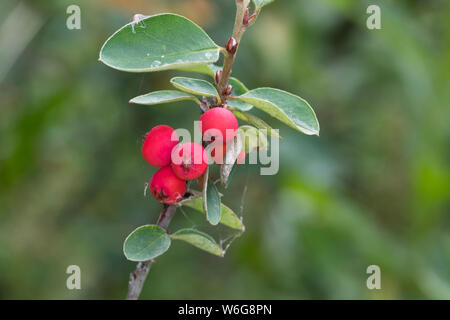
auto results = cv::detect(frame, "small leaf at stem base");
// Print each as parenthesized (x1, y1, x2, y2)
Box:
(123, 225, 171, 262)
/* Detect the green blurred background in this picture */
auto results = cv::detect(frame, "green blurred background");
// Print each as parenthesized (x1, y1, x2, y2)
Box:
(0, 0, 449, 299)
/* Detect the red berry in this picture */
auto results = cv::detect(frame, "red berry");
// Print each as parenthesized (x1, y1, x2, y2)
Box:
(171, 142, 208, 180)
(236, 151, 246, 165)
(200, 107, 238, 143)
(142, 125, 178, 167)
(150, 166, 186, 204)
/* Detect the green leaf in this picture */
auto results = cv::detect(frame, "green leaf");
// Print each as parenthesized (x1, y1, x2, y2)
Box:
(202, 168, 222, 225)
(123, 225, 171, 262)
(229, 77, 248, 95)
(208, 64, 222, 76)
(238, 125, 269, 153)
(176, 64, 216, 76)
(129, 90, 200, 105)
(220, 202, 244, 231)
(171, 229, 224, 257)
(175, 64, 252, 111)
(177, 63, 219, 77)
(232, 88, 319, 136)
(178, 197, 244, 231)
(253, 0, 275, 9)
(170, 77, 219, 99)
(227, 78, 253, 111)
(233, 110, 282, 139)
(99, 14, 220, 72)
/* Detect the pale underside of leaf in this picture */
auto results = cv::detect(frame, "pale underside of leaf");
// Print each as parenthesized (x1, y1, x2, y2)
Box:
(123, 225, 171, 262)
(171, 228, 224, 257)
(221, 134, 243, 186)
(129, 90, 200, 105)
(232, 88, 320, 136)
(99, 13, 220, 73)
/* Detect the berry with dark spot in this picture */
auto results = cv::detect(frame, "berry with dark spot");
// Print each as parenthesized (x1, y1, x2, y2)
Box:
(150, 166, 186, 204)
(200, 107, 238, 143)
(171, 142, 208, 180)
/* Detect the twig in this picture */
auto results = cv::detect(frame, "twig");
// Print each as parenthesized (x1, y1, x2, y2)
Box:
(126, 204, 176, 300)
(126, 0, 260, 300)
(216, 0, 252, 103)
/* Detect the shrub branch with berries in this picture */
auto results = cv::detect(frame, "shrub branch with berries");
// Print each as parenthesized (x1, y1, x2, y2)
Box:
(99, 0, 319, 300)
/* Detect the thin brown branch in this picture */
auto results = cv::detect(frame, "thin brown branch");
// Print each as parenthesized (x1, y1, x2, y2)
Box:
(126, 0, 259, 300)
(126, 204, 176, 300)
(217, 0, 251, 103)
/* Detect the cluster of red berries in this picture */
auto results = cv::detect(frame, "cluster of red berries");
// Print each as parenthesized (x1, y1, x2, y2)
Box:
(143, 107, 244, 205)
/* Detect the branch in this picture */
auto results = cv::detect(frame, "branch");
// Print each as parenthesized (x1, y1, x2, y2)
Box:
(217, 0, 251, 102)
(126, 0, 259, 300)
(126, 204, 176, 300)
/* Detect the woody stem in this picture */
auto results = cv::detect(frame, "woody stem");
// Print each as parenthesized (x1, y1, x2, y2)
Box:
(217, 0, 251, 103)
(125, 204, 176, 300)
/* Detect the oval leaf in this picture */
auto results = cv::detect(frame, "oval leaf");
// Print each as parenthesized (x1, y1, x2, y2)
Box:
(220, 202, 244, 231)
(174, 64, 252, 111)
(178, 196, 244, 231)
(232, 88, 319, 136)
(123, 225, 171, 262)
(202, 170, 222, 226)
(99, 14, 220, 72)
(233, 110, 281, 139)
(130, 90, 200, 105)
(229, 77, 248, 95)
(171, 228, 224, 257)
(170, 77, 219, 99)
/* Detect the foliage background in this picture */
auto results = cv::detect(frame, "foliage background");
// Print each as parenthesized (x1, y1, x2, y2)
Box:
(0, 0, 449, 299)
